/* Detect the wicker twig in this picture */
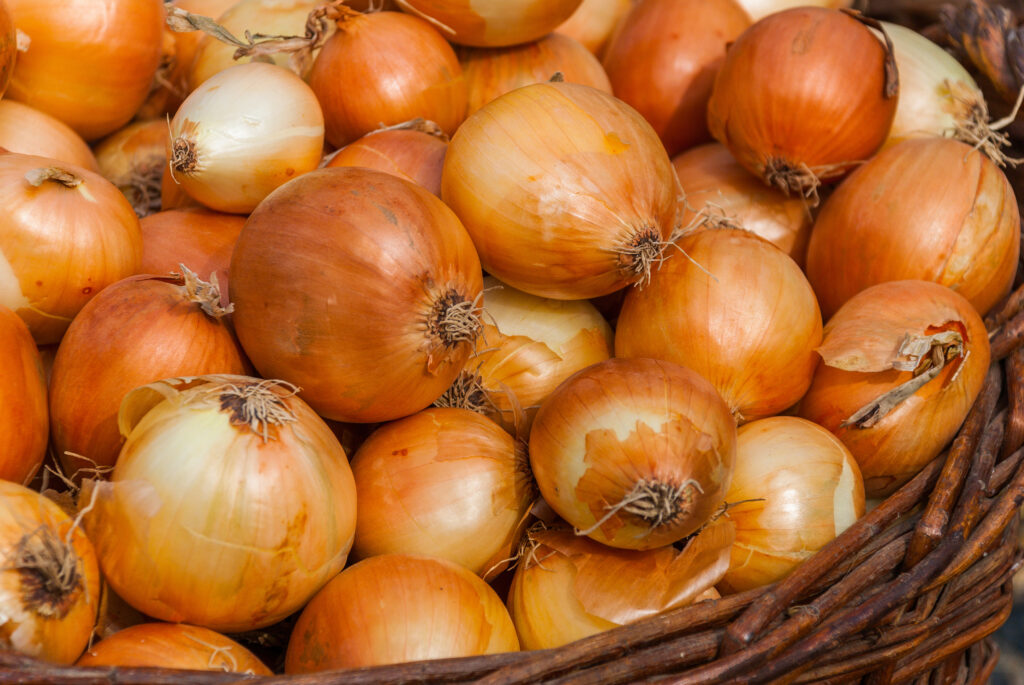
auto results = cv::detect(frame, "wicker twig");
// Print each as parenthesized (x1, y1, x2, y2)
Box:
(989, 309, 1024, 359)
(1004, 346, 1024, 457)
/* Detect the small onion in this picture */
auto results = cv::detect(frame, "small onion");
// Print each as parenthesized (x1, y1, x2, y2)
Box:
(0, 480, 100, 664)
(83, 374, 358, 632)
(0, 100, 98, 171)
(351, 408, 535, 579)
(393, 0, 584, 47)
(139, 208, 245, 291)
(0, 0, 12, 97)
(736, 0, 851, 22)
(442, 81, 680, 300)
(806, 137, 1019, 320)
(457, 33, 612, 116)
(555, 0, 632, 56)
(616, 228, 822, 423)
(169, 61, 325, 214)
(602, 0, 750, 157)
(0, 304, 47, 485)
(719, 416, 865, 593)
(672, 143, 812, 266)
(77, 623, 272, 674)
(324, 121, 448, 196)
(0, 152, 142, 344)
(530, 357, 737, 550)
(230, 167, 483, 423)
(94, 119, 168, 218)
(284, 553, 519, 672)
(706, 7, 898, 199)
(798, 281, 990, 498)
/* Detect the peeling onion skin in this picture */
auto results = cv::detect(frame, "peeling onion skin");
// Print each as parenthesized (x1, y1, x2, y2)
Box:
(529, 357, 737, 550)
(0, 305, 47, 485)
(393, 0, 584, 47)
(805, 138, 1020, 320)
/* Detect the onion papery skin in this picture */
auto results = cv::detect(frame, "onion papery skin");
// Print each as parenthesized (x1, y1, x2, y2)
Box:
(139, 208, 245, 293)
(94, 120, 169, 218)
(508, 520, 733, 649)
(798, 281, 989, 498)
(720, 416, 865, 593)
(393, 0, 583, 47)
(0, 0, 12, 98)
(325, 127, 448, 196)
(442, 81, 679, 300)
(285, 553, 519, 672)
(77, 623, 272, 674)
(601, 0, 750, 158)
(49, 272, 249, 479)
(169, 62, 325, 215)
(706, 7, 897, 196)
(736, 0, 851, 21)
(805, 138, 1019, 320)
(4, 0, 164, 140)
(0, 152, 142, 344)
(83, 374, 358, 632)
(231, 167, 483, 423)
(0, 480, 100, 664)
(0, 101, 97, 172)
(530, 357, 737, 550)
(555, 0, 632, 56)
(0, 305, 47, 485)
(310, 11, 466, 149)
(351, 408, 534, 578)
(672, 143, 812, 267)
(616, 228, 822, 423)
(457, 33, 612, 116)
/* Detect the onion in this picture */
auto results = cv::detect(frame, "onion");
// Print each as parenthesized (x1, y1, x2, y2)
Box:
(139, 208, 245, 291)
(555, 0, 632, 56)
(719, 416, 865, 593)
(508, 519, 733, 649)
(230, 166, 483, 423)
(616, 228, 822, 423)
(735, 0, 851, 22)
(0, 100, 98, 171)
(83, 374, 358, 632)
(457, 33, 612, 116)
(601, 0, 750, 157)
(798, 280, 990, 498)
(350, 408, 535, 579)
(309, 9, 466, 148)
(442, 81, 680, 300)
(49, 269, 248, 479)
(672, 143, 812, 266)
(0, 480, 100, 664)
(706, 7, 898, 201)
(0, 0, 12, 98)
(324, 120, 448, 196)
(530, 357, 737, 550)
(94, 119, 168, 218)
(284, 553, 519, 672)
(436, 276, 613, 435)
(169, 61, 324, 214)
(0, 152, 142, 344)
(0, 304, 47, 485)
(393, 0, 584, 47)
(805, 138, 1019, 320)
(4, 0, 165, 140)
(77, 623, 272, 674)
(160, 164, 200, 211)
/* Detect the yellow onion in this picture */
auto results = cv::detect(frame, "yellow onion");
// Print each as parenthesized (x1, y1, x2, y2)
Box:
(442, 81, 680, 300)
(0, 100, 98, 171)
(530, 357, 737, 550)
(0, 0, 12, 97)
(0, 152, 142, 344)
(799, 281, 990, 498)
(457, 33, 612, 116)
(672, 143, 812, 266)
(0, 304, 47, 485)
(0, 480, 100, 664)
(4, 0, 165, 140)
(351, 408, 535, 579)
(719, 416, 865, 593)
(736, 0, 851, 21)
(555, 0, 632, 56)
(393, 0, 584, 47)
(324, 121, 448, 196)
(83, 374, 358, 632)
(77, 623, 272, 674)
(94, 119, 169, 218)
(139, 208, 245, 292)
(285, 553, 519, 672)
(436, 276, 613, 435)
(806, 137, 1019, 320)
(169, 61, 324, 214)
(616, 228, 822, 423)
(508, 518, 733, 649)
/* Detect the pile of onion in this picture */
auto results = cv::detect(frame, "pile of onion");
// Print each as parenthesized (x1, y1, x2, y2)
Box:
(94, 119, 168, 217)
(0, 101, 97, 171)
(393, 0, 584, 47)
(324, 120, 448, 197)
(0, 304, 47, 485)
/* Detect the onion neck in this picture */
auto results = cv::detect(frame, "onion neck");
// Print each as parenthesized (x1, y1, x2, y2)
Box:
(12, 527, 82, 619)
(427, 289, 483, 356)
(176, 264, 234, 319)
(577, 477, 704, 536)
(204, 379, 299, 442)
(24, 167, 82, 189)
(615, 226, 667, 287)
(434, 369, 490, 413)
(170, 135, 197, 175)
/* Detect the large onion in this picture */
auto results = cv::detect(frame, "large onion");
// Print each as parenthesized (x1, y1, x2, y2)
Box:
(393, 0, 584, 47)
(139, 208, 245, 291)
(0, 100, 97, 172)
(442, 81, 680, 300)
(555, 0, 632, 56)
(324, 122, 448, 196)
(0, 304, 47, 485)
(83, 374, 358, 632)
(231, 166, 483, 423)
(94, 119, 168, 218)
